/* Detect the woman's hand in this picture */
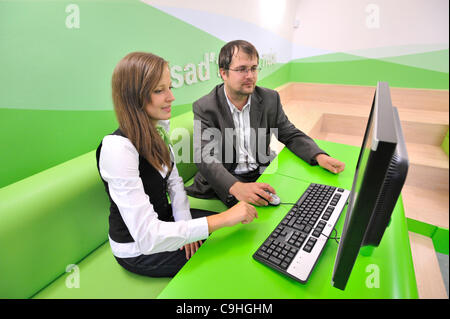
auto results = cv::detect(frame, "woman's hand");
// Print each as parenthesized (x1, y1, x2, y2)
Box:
(206, 202, 258, 233)
(180, 240, 203, 260)
(223, 201, 259, 226)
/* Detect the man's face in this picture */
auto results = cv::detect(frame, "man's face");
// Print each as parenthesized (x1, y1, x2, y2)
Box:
(220, 49, 258, 98)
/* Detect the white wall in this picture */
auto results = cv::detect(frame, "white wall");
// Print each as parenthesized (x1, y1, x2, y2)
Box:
(143, 0, 299, 41)
(291, 0, 449, 58)
(142, 0, 300, 63)
(142, 0, 449, 69)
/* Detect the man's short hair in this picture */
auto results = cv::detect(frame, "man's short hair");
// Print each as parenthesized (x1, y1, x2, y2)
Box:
(218, 40, 259, 70)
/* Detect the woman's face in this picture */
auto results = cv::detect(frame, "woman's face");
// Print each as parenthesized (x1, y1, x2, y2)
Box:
(145, 66, 175, 123)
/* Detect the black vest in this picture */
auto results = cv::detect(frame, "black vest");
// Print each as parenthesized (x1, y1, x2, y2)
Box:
(96, 129, 174, 243)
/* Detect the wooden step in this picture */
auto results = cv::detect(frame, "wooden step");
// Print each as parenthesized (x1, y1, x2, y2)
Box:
(278, 82, 375, 106)
(403, 186, 449, 229)
(406, 144, 449, 170)
(406, 163, 449, 191)
(391, 87, 449, 112)
(311, 113, 448, 146)
(310, 133, 449, 177)
(312, 131, 361, 148)
(401, 121, 448, 146)
(283, 99, 448, 127)
(397, 109, 449, 126)
(282, 101, 324, 134)
(308, 116, 448, 170)
(279, 82, 449, 113)
(408, 232, 448, 299)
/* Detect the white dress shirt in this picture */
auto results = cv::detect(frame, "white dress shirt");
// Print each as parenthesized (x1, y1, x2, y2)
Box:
(224, 91, 258, 174)
(98, 130, 209, 258)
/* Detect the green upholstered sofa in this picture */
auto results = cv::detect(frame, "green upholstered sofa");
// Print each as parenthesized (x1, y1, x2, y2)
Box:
(0, 111, 227, 299)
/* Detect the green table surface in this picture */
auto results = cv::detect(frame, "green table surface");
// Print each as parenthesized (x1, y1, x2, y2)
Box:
(265, 140, 360, 187)
(157, 141, 418, 299)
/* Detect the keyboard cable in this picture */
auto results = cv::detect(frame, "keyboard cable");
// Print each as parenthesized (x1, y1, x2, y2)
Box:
(320, 228, 341, 244)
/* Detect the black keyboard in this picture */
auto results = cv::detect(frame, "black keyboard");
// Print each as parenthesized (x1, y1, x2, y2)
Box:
(253, 183, 350, 283)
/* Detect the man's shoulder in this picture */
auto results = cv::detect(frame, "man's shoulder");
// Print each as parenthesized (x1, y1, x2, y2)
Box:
(194, 84, 224, 110)
(253, 86, 280, 106)
(254, 85, 279, 99)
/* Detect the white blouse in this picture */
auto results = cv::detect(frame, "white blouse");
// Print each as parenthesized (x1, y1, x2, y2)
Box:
(98, 133, 209, 258)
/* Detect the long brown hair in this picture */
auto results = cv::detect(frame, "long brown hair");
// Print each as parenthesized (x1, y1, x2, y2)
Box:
(112, 52, 171, 171)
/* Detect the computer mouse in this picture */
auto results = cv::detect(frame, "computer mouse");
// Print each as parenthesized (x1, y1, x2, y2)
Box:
(265, 190, 280, 206)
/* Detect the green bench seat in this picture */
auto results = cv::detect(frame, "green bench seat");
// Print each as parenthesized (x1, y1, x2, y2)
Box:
(0, 111, 227, 299)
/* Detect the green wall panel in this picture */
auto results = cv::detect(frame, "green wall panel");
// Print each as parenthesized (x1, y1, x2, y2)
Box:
(290, 53, 449, 90)
(0, 108, 117, 188)
(258, 63, 292, 90)
(0, 0, 226, 187)
(0, 0, 226, 111)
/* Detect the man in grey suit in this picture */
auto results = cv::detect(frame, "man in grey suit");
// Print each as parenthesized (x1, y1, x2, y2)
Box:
(186, 40, 345, 207)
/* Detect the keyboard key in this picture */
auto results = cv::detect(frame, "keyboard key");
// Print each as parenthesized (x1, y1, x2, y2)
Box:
(280, 262, 289, 270)
(257, 251, 269, 259)
(303, 245, 312, 253)
(284, 255, 293, 264)
(269, 256, 281, 265)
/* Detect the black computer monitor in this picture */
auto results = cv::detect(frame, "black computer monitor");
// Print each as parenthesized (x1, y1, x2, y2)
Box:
(331, 82, 409, 291)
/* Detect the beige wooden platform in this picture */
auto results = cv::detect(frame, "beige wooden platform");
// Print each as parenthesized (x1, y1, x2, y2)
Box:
(274, 82, 449, 299)
(409, 232, 448, 299)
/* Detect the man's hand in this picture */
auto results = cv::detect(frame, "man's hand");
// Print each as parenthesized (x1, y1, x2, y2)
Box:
(229, 181, 276, 206)
(316, 154, 345, 174)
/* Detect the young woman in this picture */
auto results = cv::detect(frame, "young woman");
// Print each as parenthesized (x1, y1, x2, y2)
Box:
(96, 52, 257, 277)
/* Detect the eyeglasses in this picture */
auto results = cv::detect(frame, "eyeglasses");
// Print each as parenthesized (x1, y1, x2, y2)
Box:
(227, 66, 261, 75)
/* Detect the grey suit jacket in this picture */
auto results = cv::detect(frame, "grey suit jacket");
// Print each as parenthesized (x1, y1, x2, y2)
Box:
(185, 83, 326, 205)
